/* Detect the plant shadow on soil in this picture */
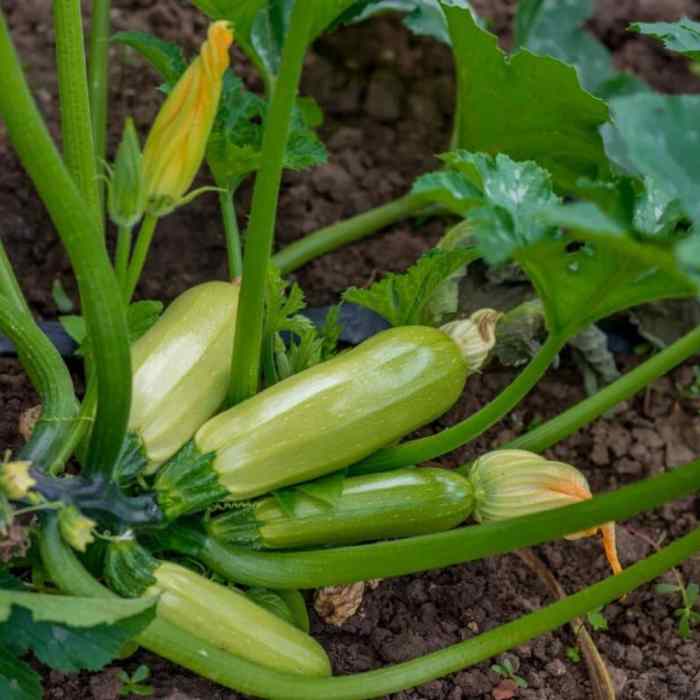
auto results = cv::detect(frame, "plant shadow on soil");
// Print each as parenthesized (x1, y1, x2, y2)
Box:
(3, 0, 700, 698)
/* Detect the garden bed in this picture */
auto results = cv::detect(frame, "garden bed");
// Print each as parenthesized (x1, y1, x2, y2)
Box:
(2, 1, 700, 698)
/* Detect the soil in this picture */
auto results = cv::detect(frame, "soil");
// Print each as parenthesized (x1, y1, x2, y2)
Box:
(3, 1, 700, 699)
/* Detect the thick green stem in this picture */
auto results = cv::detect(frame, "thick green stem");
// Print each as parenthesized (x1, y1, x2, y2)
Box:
(53, 0, 102, 234)
(0, 296, 78, 470)
(0, 237, 30, 316)
(353, 332, 567, 475)
(47, 379, 98, 476)
(165, 455, 700, 590)
(272, 193, 431, 274)
(0, 13, 131, 474)
(508, 325, 700, 454)
(125, 214, 158, 302)
(219, 187, 243, 279)
(41, 512, 700, 700)
(114, 224, 132, 292)
(88, 0, 111, 217)
(227, 3, 314, 405)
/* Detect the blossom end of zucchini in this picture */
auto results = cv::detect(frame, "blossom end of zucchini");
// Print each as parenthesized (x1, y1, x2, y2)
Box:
(441, 308, 502, 372)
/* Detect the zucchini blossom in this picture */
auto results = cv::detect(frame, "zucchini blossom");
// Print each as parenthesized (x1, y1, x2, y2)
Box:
(142, 21, 234, 216)
(469, 449, 622, 575)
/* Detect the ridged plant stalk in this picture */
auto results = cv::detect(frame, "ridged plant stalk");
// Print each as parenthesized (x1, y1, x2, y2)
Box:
(88, 0, 112, 217)
(0, 11, 131, 475)
(227, 1, 315, 405)
(508, 325, 700, 453)
(53, 0, 102, 235)
(272, 192, 431, 274)
(0, 296, 78, 473)
(0, 237, 30, 316)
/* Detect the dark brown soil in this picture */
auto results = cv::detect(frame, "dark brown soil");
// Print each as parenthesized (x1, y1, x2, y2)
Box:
(3, 1, 700, 699)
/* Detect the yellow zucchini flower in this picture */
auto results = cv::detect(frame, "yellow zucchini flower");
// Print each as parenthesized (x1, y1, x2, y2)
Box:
(143, 21, 234, 216)
(469, 449, 622, 576)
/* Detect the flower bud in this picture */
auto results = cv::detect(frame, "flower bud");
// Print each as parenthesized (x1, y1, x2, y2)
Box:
(441, 308, 502, 372)
(468, 449, 622, 575)
(0, 461, 35, 500)
(142, 21, 233, 216)
(58, 505, 96, 553)
(107, 117, 147, 229)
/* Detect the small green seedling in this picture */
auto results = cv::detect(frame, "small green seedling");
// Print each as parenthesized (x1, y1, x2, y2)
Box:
(656, 581, 700, 639)
(566, 646, 582, 664)
(118, 665, 154, 697)
(491, 659, 528, 689)
(586, 606, 608, 632)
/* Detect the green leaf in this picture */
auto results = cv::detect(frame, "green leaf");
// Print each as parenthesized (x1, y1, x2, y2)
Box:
(59, 301, 162, 356)
(250, 0, 294, 79)
(0, 591, 156, 626)
(631, 17, 700, 61)
(126, 301, 164, 342)
(411, 170, 481, 215)
(655, 582, 681, 595)
(59, 314, 87, 348)
(634, 177, 685, 239)
(687, 582, 699, 607)
(514, 0, 647, 96)
(586, 606, 608, 631)
(0, 600, 155, 673)
(271, 469, 348, 524)
(284, 108, 328, 171)
(112, 31, 187, 87)
(246, 587, 297, 627)
(344, 248, 478, 326)
(133, 665, 151, 683)
(444, 4, 610, 191)
(443, 151, 561, 263)
(295, 469, 348, 508)
(418, 149, 698, 335)
(536, 202, 697, 333)
(605, 93, 700, 226)
(51, 278, 74, 314)
(0, 645, 42, 700)
(342, 1, 450, 43)
(678, 609, 692, 638)
(207, 75, 326, 188)
(319, 304, 343, 360)
(196, 0, 358, 82)
(338, 0, 473, 44)
(261, 266, 340, 387)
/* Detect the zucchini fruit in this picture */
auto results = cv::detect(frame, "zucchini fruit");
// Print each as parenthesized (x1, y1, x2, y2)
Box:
(207, 467, 474, 549)
(105, 539, 331, 676)
(117, 281, 239, 482)
(155, 325, 470, 519)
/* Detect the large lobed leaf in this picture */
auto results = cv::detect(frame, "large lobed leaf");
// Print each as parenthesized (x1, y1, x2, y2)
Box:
(411, 150, 699, 336)
(337, 0, 471, 44)
(515, 0, 648, 98)
(631, 17, 700, 61)
(443, 4, 610, 191)
(604, 93, 700, 228)
(0, 589, 156, 698)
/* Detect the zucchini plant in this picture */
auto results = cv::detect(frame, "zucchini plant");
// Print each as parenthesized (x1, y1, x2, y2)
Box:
(1, 2, 700, 699)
